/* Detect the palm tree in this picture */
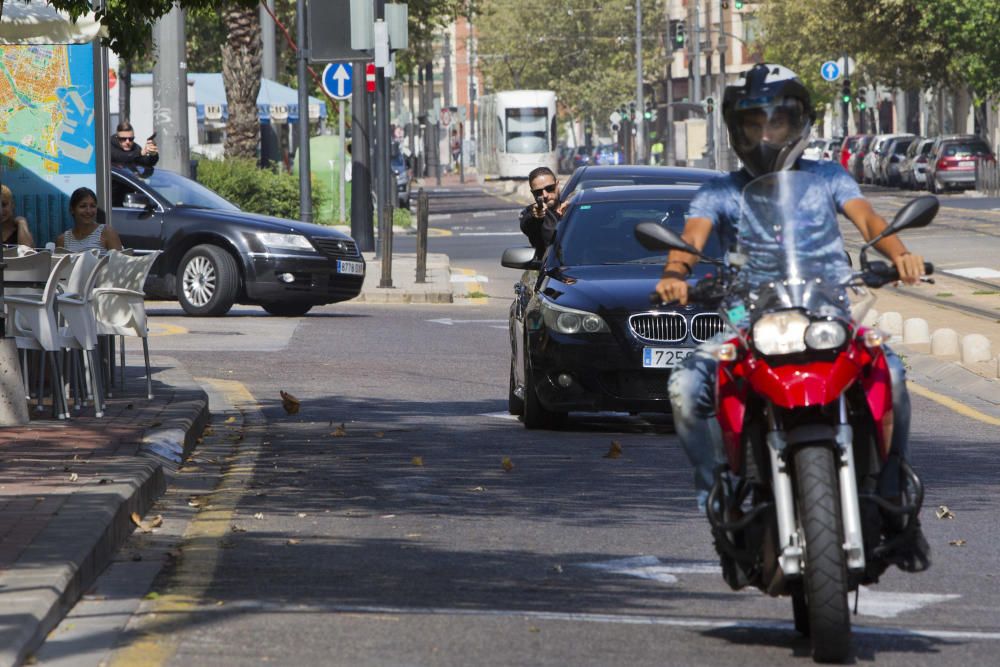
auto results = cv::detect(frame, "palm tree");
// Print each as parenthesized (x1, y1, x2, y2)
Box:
(222, 2, 262, 159)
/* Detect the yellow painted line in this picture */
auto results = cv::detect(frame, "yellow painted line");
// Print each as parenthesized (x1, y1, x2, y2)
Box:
(148, 322, 189, 337)
(907, 380, 1000, 426)
(428, 227, 453, 237)
(107, 378, 259, 667)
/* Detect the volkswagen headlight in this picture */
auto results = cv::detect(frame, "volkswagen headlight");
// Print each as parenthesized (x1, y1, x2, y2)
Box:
(256, 232, 315, 252)
(751, 311, 809, 356)
(539, 298, 609, 334)
(804, 320, 848, 350)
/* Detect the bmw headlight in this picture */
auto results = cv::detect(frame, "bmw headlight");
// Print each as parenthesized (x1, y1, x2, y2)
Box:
(751, 311, 809, 356)
(804, 320, 848, 350)
(539, 298, 609, 334)
(256, 232, 315, 252)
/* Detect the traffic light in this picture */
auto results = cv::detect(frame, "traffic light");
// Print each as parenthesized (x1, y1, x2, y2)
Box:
(734, 1, 745, 9)
(643, 100, 653, 120)
(670, 20, 685, 49)
(841, 78, 851, 105)
(628, 101, 637, 121)
(856, 88, 867, 110)
(704, 97, 715, 113)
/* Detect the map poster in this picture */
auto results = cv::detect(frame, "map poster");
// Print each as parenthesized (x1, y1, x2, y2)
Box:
(0, 43, 97, 246)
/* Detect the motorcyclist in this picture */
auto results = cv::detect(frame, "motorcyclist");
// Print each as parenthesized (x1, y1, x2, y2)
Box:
(655, 63, 929, 571)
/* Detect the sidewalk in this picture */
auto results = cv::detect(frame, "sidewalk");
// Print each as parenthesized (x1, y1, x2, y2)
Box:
(0, 358, 209, 667)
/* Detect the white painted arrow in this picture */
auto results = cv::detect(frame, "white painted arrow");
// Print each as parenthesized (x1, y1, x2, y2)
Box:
(427, 318, 507, 326)
(332, 64, 350, 97)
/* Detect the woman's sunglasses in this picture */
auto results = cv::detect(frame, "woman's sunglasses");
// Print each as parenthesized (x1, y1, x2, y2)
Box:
(531, 183, 557, 197)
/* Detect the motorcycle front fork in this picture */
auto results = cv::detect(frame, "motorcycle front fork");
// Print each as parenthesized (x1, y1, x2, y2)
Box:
(767, 395, 867, 577)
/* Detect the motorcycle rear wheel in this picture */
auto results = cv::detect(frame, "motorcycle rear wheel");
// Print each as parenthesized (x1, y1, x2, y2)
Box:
(795, 445, 851, 663)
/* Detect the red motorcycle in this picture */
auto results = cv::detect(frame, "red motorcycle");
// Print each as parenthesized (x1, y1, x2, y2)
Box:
(638, 171, 937, 663)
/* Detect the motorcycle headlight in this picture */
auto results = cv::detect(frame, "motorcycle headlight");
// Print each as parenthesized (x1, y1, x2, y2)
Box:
(804, 320, 848, 350)
(539, 298, 609, 334)
(752, 311, 809, 356)
(255, 232, 315, 252)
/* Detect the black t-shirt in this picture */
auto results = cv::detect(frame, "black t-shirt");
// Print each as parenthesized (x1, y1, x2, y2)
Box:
(518, 204, 560, 256)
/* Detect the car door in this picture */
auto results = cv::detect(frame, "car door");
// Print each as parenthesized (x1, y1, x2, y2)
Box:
(110, 173, 166, 254)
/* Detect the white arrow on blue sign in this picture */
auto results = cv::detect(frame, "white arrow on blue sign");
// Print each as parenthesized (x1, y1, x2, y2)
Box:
(820, 60, 841, 82)
(322, 63, 353, 100)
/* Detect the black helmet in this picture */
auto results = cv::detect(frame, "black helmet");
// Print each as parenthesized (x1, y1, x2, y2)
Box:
(722, 64, 815, 177)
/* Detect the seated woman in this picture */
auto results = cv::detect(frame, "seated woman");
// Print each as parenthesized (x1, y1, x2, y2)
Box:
(56, 187, 123, 252)
(1, 184, 35, 247)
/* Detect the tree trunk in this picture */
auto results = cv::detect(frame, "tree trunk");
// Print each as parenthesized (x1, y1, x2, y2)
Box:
(222, 4, 262, 160)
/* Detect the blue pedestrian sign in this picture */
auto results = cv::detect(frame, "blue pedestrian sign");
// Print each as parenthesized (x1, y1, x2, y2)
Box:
(322, 63, 352, 100)
(820, 61, 841, 82)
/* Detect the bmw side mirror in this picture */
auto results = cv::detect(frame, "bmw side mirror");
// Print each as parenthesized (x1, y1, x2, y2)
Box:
(501, 246, 541, 270)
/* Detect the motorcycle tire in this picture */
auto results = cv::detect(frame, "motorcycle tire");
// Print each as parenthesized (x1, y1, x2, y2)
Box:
(795, 445, 851, 663)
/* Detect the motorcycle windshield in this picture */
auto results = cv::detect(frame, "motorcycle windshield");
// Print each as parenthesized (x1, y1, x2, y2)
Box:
(735, 171, 854, 319)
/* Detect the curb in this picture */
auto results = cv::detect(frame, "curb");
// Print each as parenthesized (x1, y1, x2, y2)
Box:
(0, 361, 209, 667)
(353, 252, 454, 304)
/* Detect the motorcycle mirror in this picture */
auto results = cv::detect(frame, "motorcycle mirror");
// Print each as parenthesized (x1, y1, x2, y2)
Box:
(862, 196, 938, 252)
(501, 246, 542, 270)
(634, 222, 701, 255)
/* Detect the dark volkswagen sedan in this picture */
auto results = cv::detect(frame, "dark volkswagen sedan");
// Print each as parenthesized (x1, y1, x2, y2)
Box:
(502, 185, 725, 429)
(111, 167, 365, 316)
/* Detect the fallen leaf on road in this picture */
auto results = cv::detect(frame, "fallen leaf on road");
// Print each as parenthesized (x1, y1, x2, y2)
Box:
(69, 472, 79, 482)
(412, 456, 424, 466)
(375, 431, 385, 438)
(603, 441, 623, 459)
(98, 478, 112, 485)
(150, 515, 163, 528)
(280, 390, 301, 415)
(143, 592, 160, 600)
(949, 539, 967, 547)
(501, 457, 514, 472)
(130, 512, 161, 533)
(469, 486, 486, 492)
(936, 505, 955, 520)
(225, 416, 237, 424)
(286, 539, 301, 546)
(332, 423, 347, 437)
(130, 512, 143, 527)
(254, 512, 264, 520)
(231, 525, 247, 533)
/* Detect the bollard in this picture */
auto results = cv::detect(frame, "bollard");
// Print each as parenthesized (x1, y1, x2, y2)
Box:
(379, 202, 394, 288)
(416, 188, 429, 284)
(902, 318, 931, 345)
(960, 334, 992, 364)
(930, 328, 960, 356)
(876, 311, 903, 337)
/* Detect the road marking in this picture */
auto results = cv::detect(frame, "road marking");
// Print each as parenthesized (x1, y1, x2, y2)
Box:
(428, 227, 453, 237)
(148, 322, 188, 337)
(450, 267, 489, 297)
(450, 274, 491, 283)
(107, 378, 262, 667)
(907, 381, 1000, 426)
(429, 213, 452, 221)
(480, 411, 521, 421)
(472, 209, 519, 218)
(220, 602, 1000, 642)
(580, 556, 961, 619)
(459, 231, 523, 237)
(944, 267, 1000, 279)
(427, 318, 507, 326)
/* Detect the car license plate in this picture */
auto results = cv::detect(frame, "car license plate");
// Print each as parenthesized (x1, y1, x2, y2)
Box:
(337, 260, 364, 275)
(959, 160, 975, 168)
(643, 347, 693, 368)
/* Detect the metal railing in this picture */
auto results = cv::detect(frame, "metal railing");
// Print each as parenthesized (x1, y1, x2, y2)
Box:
(975, 157, 1000, 197)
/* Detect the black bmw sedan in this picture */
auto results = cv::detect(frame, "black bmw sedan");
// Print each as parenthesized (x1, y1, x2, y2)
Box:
(502, 185, 725, 429)
(110, 167, 365, 316)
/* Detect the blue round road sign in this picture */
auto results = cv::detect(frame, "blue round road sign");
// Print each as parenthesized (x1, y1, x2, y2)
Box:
(322, 63, 353, 100)
(820, 61, 841, 82)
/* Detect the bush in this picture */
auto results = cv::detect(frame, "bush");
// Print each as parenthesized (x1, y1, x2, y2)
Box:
(195, 158, 328, 222)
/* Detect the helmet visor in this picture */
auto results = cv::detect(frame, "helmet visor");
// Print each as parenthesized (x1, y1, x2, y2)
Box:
(732, 97, 808, 152)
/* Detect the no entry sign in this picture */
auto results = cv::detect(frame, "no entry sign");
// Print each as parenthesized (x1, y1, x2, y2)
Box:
(366, 63, 376, 93)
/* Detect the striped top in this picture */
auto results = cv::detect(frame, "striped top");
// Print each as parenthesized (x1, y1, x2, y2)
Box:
(63, 224, 105, 252)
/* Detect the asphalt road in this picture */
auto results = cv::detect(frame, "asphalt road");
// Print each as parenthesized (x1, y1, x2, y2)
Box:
(37, 184, 1000, 667)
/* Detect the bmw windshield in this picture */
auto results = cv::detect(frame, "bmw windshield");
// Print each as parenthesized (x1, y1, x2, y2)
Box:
(559, 198, 722, 266)
(139, 170, 240, 211)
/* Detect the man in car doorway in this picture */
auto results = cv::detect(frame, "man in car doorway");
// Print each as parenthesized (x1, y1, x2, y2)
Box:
(519, 166, 568, 257)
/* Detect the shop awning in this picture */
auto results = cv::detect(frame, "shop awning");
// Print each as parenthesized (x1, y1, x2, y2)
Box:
(0, 0, 106, 44)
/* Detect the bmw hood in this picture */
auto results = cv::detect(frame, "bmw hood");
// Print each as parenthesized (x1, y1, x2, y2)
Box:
(540, 264, 672, 313)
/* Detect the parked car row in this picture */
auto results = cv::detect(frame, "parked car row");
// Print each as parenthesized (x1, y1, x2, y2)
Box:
(839, 133, 996, 193)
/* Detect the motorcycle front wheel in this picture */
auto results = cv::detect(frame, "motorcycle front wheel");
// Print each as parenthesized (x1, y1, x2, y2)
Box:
(795, 445, 851, 663)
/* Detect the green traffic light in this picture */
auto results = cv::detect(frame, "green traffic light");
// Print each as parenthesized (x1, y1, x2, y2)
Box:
(644, 111, 652, 120)
(734, 0, 744, 9)
(842, 94, 851, 104)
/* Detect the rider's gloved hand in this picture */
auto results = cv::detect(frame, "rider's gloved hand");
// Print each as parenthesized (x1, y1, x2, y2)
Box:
(894, 251, 925, 285)
(656, 276, 689, 305)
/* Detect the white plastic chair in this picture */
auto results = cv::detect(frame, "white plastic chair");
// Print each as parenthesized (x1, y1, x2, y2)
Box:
(5, 253, 75, 418)
(93, 250, 161, 399)
(57, 250, 108, 416)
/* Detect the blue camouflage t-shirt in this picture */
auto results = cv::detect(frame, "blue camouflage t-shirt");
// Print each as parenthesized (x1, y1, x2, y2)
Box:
(687, 160, 862, 284)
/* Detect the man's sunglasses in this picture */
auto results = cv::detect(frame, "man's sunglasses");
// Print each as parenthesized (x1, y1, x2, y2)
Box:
(531, 183, 557, 197)
(118, 135, 135, 142)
